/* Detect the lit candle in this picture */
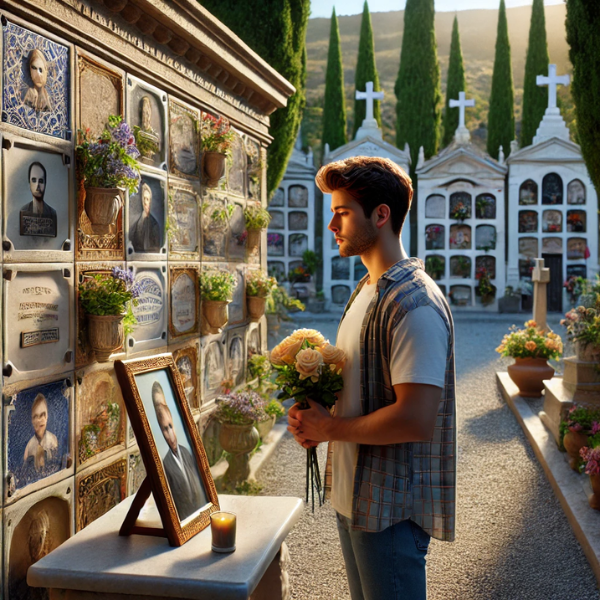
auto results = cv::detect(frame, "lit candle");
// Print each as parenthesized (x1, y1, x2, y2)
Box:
(210, 511, 236, 553)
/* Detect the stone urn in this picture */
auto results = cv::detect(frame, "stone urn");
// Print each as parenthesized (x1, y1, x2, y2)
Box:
(84, 187, 123, 235)
(202, 300, 229, 334)
(255, 414, 276, 440)
(203, 152, 226, 187)
(87, 314, 124, 362)
(246, 228, 261, 254)
(575, 341, 600, 363)
(589, 473, 600, 510)
(507, 357, 555, 398)
(219, 421, 259, 486)
(563, 429, 589, 471)
(247, 295, 267, 322)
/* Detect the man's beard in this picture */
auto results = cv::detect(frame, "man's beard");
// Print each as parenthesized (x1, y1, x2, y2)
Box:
(338, 220, 377, 257)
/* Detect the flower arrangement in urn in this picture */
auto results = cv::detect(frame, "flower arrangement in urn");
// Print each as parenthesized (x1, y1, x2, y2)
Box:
(561, 305, 600, 361)
(496, 320, 562, 397)
(76, 115, 140, 234)
(199, 269, 237, 334)
(475, 266, 496, 305)
(243, 204, 271, 253)
(246, 270, 277, 322)
(201, 113, 235, 187)
(579, 444, 600, 510)
(79, 266, 140, 362)
(559, 404, 600, 471)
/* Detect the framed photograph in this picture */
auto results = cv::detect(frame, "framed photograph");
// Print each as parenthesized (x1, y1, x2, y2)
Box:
(114, 354, 219, 546)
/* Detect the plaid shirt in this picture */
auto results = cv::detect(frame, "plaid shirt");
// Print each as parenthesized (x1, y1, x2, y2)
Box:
(324, 258, 456, 541)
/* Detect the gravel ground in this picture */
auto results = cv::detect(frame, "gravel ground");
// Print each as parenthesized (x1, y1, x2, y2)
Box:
(256, 310, 600, 600)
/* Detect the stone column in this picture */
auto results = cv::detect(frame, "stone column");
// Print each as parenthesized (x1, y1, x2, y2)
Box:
(531, 258, 550, 332)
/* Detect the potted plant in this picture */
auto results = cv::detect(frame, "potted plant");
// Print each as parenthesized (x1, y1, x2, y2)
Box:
(579, 443, 600, 509)
(79, 266, 139, 362)
(201, 113, 234, 187)
(564, 275, 586, 307)
(498, 286, 521, 314)
(246, 270, 277, 322)
(561, 305, 600, 362)
(560, 405, 600, 470)
(425, 255, 445, 280)
(496, 320, 563, 397)
(243, 203, 271, 253)
(76, 115, 140, 235)
(266, 284, 305, 334)
(199, 269, 237, 334)
(475, 266, 496, 306)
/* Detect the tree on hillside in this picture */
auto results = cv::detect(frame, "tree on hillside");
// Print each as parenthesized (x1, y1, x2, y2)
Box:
(321, 7, 347, 157)
(352, 1, 381, 139)
(566, 0, 600, 199)
(395, 0, 441, 172)
(441, 16, 466, 148)
(520, 0, 549, 148)
(487, 0, 515, 160)
(198, 0, 310, 199)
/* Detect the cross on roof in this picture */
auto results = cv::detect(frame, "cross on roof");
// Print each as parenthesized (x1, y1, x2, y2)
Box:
(355, 81, 384, 122)
(449, 91, 475, 130)
(537, 64, 570, 110)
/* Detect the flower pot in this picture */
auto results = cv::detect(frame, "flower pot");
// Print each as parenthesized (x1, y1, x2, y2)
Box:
(247, 295, 267, 322)
(219, 421, 259, 485)
(575, 341, 600, 363)
(203, 152, 226, 187)
(246, 228, 261, 253)
(86, 314, 124, 362)
(84, 187, 123, 235)
(563, 430, 589, 471)
(255, 414, 276, 440)
(202, 300, 229, 334)
(507, 357, 555, 398)
(589, 473, 600, 510)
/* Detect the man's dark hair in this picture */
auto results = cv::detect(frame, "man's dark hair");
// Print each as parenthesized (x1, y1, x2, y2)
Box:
(28, 161, 47, 181)
(315, 156, 413, 235)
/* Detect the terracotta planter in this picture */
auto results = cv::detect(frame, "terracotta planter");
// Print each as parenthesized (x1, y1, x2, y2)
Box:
(87, 314, 124, 362)
(563, 429, 589, 471)
(576, 341, 600, 363)
(589, 473, 600, 510)
(246, 228, 261, 253)
(507, 357, 555, 398)
(84, 187, 123, 235)
(219, 421, 259, 485)
(202, 300, 228, 334)
(247, 295, 267, 322)
(203, 152, 226, 187)
(255, 415, 276, 440)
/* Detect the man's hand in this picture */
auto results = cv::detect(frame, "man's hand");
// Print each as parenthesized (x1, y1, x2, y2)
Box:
(287, 399, 332, 448)
(287, 402, 320, 448)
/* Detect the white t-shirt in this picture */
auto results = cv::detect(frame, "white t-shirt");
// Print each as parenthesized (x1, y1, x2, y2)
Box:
(330, 285, 449, 519)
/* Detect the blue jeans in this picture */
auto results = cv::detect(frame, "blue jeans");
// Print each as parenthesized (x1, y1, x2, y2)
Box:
(336, 512, 430, 600)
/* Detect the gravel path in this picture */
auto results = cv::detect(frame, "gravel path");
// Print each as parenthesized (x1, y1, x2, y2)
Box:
(256, 311, 600, 600)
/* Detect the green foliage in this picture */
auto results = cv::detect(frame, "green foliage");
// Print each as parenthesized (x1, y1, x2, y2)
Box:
(244, 204, 272, 230)
(246, 270, 278, 298)
(521, 0, 550, 147)
(321, 8, 348, 156)
(234, 480, 263, 495)
(266, 285, 305, 318)
(394, 0, 441, 174)
(352, 1, 381, 138)
(441, 16, 466, 148)
(201, 201, 234, 223)
(132, 125, 159, 158)
(487, 0, 515, 160)
(265, 398, 286, 418)
(248, 354, 272, 382)
(199, 270, 237, 302)
(566, 0, 600, 196)
(200, 113, 235, 154)
(301, 249, 320, 275)
(425, 255, 444, 279)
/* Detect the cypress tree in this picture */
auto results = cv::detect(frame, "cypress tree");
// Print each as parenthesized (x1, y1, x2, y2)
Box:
(441, 16, 466, 148)
(395, 0, 441, 172)
(198, 0, 310, 199)
(566, 0, 600, 197)
(520, 0, 549, 147)
(352, 1, 381, 139)
(321, 8, 347, 156)
(487, 0, 515, 160)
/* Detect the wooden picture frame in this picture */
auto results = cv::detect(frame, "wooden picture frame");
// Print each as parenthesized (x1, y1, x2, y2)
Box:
(114, 354, 219, 546)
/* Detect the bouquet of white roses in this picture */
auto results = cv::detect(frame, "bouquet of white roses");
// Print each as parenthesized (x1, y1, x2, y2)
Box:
(270, 328, 346, 509)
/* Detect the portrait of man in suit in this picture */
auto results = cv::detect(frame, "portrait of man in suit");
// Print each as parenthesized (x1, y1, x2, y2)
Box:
(151, 381, 207, 521)
(131, 182, 161, 253)
(20, 161, 57, 237)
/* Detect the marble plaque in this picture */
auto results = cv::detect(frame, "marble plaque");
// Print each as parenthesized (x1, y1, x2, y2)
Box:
(168, 184, 199, 260)
(5, 380, 71, 499)
(228, 203, 247, 261)
(268, 210, 284, 230)
(227, 133, 247, 197)
(127, 174, 167, 259)
(449, 192, 472, 219)
(354, 260, 368, 282)
(201, 194, 229, 260)
(519, 180, 538, 205)
(128, 451, 146, 497)
(202, 338, 226, 401)
(227, 328, 246, 389)
(267, 261, 285, 280)
(332, 256, 350, 280)
(518, 210, 538, 233)
(4, 266, 73, 382)
(476, 255, 496, 279)
(288, 211, 309, 231)
(289, 233, 308, 257)
(475, 225, 496, 250)
(173, 345, 199, 411)
(267, 232, 284, 256)
(449, 224, 471, 250)
(542, 210, 562, 233)
(331, 285, 351, 305)
(425, 195, 445, 218)
(76, 458, 127, 531)
(169, 99, 200, 179)
(169, 266, 199, 339)
(450, 255, 471, 278)
(567, 179, 586, 205)
(449, 285, 472, 306)
(2, 21, 70, 139)
(247, 324, 261, 360)
(3, 142, 70, 259)
(542, 173, 563, 205)
(518, 237, 538, 258)
(567, 238, 587, 260)
(425, 224, 445, 250)
(567, 264, 587, 279)
(228, 266, 246, 326)
(126, 76, 167, 170)
(541, 237, 563, 255)
(246, 138, 262, 201)
(475, 194, 496, 219)
(270, 187, 284, 207)
(288, 185, 308, 208)
(567, 210, 586, 233)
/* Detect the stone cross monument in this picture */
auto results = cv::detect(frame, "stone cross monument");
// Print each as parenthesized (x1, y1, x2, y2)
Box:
(531, 257, 550, 333)
(354, 81, 384, 140)
(533, 64, 571, 144)
(537, 64, 570, 114)
(449, 91, 475, 144)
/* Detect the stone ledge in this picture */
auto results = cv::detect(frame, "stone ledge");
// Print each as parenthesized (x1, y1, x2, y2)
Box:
(497, 371, 600, 585)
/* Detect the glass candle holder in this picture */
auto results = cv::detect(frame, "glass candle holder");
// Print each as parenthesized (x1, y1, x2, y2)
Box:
(210, 511, 236, 553)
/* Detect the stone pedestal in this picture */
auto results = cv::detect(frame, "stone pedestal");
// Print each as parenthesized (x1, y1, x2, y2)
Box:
(540, 356, 600, 443)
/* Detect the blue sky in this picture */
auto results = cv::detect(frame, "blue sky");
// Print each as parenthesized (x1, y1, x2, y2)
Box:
(310, 0, 564, 19)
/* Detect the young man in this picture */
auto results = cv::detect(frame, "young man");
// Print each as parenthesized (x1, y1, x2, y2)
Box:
(287, 156, 456, 600)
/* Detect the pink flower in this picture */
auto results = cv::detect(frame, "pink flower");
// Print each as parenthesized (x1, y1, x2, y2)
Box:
(592, 422, 600, 435)
(569, 423, 583, 432)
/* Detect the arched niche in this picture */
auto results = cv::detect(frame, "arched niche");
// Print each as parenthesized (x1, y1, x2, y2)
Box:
(449, 255, 471, 279)
(567, 238, 587, 260)
(288, 211, 309, 231)
(475, 225, 496, 251)
(425, 255, 445, 281)
(449, 224, 471, 250)
(449, 192, 472, 220)
(268, 210, 284, 229)
(331, 285, 351, 305)
(518, 211, 538, 233)
(267, 232, 284, 256)
(331, 256, 350, 280)
(542, 173, 563, 205)
(542, 210, 562, 233)
(425, 194, 445, 218)
(475, 194, 496, 219)
(449, 285, 472, 307)
(567, 210, 586, 232)
(204, 340, 225, 394)
(425, 224, 445, 250)
(476, 255, 496, 279)
(267, 261, 285, 280)
(567, 179, 586, 205)
(519, 179, 538, 205)
(518, 237, 538, 258)
(288, 185, 308, 208)
(270, 187, 284, 207)
(541, 237, 563, 254)
(354, 260, 368, 281)
(288, 233, 308, 256)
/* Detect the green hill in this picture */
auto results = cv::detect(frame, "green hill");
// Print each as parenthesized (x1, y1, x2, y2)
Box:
(303, 3, 573, 158)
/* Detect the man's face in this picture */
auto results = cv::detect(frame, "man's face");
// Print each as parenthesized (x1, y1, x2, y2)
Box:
(142, 189, 152, 216)
(30, 56, 47, 89)
(328, 189, 378, 258)
(156, 400, 178, 452)
(29, 164, 46, 201)
(32, 400, 48, 440)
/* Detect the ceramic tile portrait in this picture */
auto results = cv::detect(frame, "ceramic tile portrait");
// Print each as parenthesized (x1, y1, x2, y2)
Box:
(227, 203, 246, 261)
(2, 21, 71, 139)
(127, 174, 166, 259)
(6, 380, 70, 496)
(168, 185, 199, 260)
(227, 329, 246, 389)
(169, 100, 199, 179)
(202, 338, 225, 401)
(4, 143, 69, 254)
(169, 267, 199, 339)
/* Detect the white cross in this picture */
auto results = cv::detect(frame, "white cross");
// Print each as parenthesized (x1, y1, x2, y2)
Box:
(537, 64, 570, 110)
(449, 91, 475, 129)
(355, 81, 384, 122)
